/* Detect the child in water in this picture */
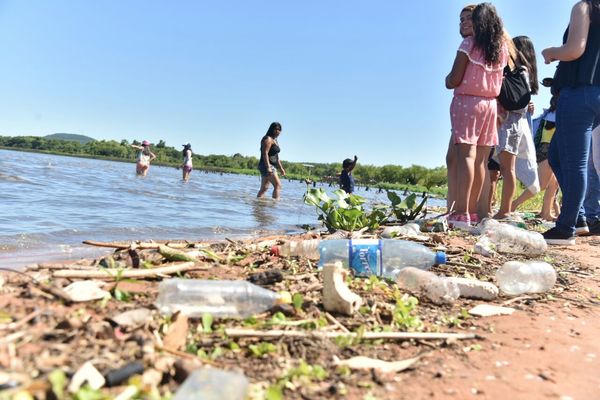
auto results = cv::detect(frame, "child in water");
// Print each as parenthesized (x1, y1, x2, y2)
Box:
(340, 155, 358, 194)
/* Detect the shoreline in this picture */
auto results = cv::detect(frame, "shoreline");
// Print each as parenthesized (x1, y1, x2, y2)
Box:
(1, 224, 599, 399)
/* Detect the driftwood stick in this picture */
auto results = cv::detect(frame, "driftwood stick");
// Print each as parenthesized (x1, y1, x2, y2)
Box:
(82, 240, 133, 250)
(324, 312, 351, 333)
(0, 309, 44, 331)
(224, 328, 478, 341)
(52, 262, 208, 280)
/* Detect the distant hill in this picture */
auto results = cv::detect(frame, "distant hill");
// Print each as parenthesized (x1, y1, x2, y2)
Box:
(44, 133, 95, 144)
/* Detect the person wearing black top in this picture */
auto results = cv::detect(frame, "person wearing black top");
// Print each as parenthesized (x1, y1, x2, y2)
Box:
(541, 0, 600, 245)
(257, 122, 286, 199)
(340, 156, 358, 194)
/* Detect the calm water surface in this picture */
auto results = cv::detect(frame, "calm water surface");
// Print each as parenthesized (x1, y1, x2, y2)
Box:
(0, 149, 442, 269)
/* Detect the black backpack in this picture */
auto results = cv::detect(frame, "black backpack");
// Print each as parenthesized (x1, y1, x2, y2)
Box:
(498, 65, 531, 111)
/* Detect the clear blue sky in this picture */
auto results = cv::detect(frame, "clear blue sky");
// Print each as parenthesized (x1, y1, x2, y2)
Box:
(0, 1, 573, 168)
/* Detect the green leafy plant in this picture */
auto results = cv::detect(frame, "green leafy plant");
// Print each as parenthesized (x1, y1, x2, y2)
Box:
(248, 342, 278, 358)
(391, 295, 423, 331)
(386, 191, 428, 223)
(303, 188, 388, 231)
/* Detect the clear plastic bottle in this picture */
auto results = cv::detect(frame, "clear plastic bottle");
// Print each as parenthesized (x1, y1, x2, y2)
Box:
(317, 239, 446, 279)
(173, 368, 248, 400)
(395, 267, 460, 304)
(271, 239, 321, 259)
(155, 279, 283, 318)
(495, 261, 556, 295)
(479, 220, 547, 256)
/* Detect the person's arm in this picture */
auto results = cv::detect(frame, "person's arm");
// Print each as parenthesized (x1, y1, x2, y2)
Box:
(261, 137, 274, 173)
(130, 144, 142, 150)
(149, 151, 156, 162)
(542, 1, 591, 64)
(277, 159, 286, 176)
(349, 155, 358, 172)
(445, 51, 469, 89)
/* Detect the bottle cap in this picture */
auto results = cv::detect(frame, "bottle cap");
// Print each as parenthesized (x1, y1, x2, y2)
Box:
(435, 251, 447, 265)
(270, 245, 281, 256)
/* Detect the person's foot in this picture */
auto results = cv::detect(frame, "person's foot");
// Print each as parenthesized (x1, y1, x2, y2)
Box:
(588, 219, 600, 236)
(543, 227, 576, 246)
(575, 220, 590, 236)
(448, 213, 471, 230)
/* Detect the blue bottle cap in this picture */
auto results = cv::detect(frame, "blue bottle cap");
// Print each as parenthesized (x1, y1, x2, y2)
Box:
(435, 251, 447, 265)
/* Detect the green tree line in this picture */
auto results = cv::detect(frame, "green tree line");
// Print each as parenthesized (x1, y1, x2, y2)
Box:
(0, 135, 448, 195)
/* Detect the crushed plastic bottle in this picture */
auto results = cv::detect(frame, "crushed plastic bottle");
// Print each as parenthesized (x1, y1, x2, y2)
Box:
(395, 267, 460, 304)
(381, 223, 425, 239)
(477, 219, 547, 256)
(318, 239, 446, 280)
(155, 279, 284, 318)
(495, 260, 556, 295)
(271, 239, 321, 259)
(173, 368, 248, 400)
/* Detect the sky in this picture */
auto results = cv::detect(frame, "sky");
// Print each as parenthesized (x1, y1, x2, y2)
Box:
(0, 1, 575, 168)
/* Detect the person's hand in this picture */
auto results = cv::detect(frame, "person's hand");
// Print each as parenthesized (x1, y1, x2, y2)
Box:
(527, 102, 535, 114)
(280, 168, 286, 176)
(542, 48, 556, 64)
(353, 155, 358, 162)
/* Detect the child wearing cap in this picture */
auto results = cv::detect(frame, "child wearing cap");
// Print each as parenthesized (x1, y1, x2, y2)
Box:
(130, 140, 156, 176)
(340, 155, 358, 194)
(181, 143, 193, 182)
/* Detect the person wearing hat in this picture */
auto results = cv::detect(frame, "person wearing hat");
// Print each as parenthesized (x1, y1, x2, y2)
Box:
(181, 143, 193, 182)
(340, 155, 358, 194)
(130, 140, 156, 176)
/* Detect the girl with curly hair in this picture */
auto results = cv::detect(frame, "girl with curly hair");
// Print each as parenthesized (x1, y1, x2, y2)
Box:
(445, 2, 508, 229)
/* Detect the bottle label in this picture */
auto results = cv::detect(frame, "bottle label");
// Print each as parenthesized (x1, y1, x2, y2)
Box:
(348, 239, 382, 276)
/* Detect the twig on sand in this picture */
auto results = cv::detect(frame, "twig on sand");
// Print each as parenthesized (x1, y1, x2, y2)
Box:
(0, 267, 73, 303)
(224, 328, 478, 341)
(324, 312, 351, 333)
(51, 262, 208, 280)
(82, 240, 190, 250)
(0, 309, 44, 331)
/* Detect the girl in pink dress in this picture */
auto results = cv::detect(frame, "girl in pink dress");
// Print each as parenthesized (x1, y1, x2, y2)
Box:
(445, 2, 508, 229)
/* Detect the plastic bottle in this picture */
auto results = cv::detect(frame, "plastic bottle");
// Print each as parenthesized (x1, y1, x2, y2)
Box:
(395, 267, 460, 304)
(495, 260, 556, 295)
(155, 279, 283, 318)
(173, 368, 248, 400)
(317, 239, 446, 279)
(478, 219, 547, 255)
(271, 239, 321, 259)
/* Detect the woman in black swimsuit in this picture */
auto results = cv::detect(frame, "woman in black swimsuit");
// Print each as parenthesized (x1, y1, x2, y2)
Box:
(257, 122, 286, 199)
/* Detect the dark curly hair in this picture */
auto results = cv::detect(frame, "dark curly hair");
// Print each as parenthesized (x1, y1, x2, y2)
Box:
(471, 3, 504, 65)
(513, 36, 539, 95)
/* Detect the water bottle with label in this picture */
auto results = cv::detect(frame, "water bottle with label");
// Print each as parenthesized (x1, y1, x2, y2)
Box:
(317, 239, 446, 279)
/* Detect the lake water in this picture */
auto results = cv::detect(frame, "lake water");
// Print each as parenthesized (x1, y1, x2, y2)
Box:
(0, 149, 443, 269)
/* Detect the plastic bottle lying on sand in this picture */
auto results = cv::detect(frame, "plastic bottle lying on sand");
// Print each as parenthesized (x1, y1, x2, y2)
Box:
(318, 239, 446, 279)
(271, 239, 321, 259)
(173, 368, 248, 400)
(478, 219, 547, 256)
(395, 267, 460, 304)
(495, 261, 556, 295)
(155, 279, 284, 318)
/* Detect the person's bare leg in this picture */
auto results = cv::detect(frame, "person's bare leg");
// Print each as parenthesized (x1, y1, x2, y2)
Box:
(495, 151, 516, 219)
(542, 174, 560, 221)
(270, 173, 282, 199)
(257, 176, 271, 198)
(477, 167, 492, 219)
(469, 145, 490, 217)
(446, 136, 458, 213)
(455, 143, 477, 215)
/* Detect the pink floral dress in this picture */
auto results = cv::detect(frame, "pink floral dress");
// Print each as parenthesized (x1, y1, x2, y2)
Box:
(450, 36, 508, 146)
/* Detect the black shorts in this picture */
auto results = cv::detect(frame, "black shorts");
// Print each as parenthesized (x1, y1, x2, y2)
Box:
(536, 142, 550, 163)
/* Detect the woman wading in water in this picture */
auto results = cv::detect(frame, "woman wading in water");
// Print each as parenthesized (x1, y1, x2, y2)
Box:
(131, 140, 156, 176)
(257, 122, 286, 199)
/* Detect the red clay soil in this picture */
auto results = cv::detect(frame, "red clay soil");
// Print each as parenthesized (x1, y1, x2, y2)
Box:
(397, 237, 600, 400)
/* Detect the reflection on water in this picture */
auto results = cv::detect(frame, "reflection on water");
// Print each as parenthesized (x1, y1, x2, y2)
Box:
(252, 198, 277, 227)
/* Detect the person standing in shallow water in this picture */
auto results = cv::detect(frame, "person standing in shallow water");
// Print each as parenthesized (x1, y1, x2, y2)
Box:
(181, 143, 193, 182)
(340, 155, 358, 194)
(130, 140, 156, 176)
(257, 122, 286, 199)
